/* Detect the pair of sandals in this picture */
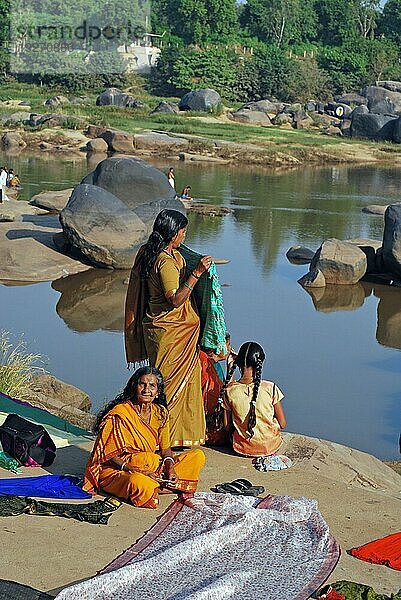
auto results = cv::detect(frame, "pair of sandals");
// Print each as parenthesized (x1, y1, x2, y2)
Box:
(212, 478, 265, 497)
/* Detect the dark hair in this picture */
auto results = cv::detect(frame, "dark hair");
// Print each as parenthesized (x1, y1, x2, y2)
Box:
(93, 366, 167, 434)
(138, 209, 188, 280)
(214, 341, 266, 438)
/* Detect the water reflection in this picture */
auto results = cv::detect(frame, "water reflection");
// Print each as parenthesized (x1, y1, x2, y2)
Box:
(304, 283, 369, 312)
(376, 284, 401, 350)
(52, 269, 129, 332)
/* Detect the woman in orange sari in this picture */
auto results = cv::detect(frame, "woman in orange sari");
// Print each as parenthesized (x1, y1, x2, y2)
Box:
(83, 367, 205, 509)
(125, 209, 212, 447)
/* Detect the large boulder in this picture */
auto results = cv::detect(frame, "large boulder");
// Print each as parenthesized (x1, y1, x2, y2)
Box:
(59, 184, 148, 268)
(96, 88, 142, 108)
(30, 188, 73, 212)
(86, 137, 109, 153)
(231, 110, 272, 126)
(151, 101, 180, 114)
(350, 113, 397, 141)
(362, 85, 401, 113)
(99, 129, 134, 153)
(375, 80, 401, 93)
(1, 132, 26, 149)
(392, 116, 401, 143)
(179, 89, 221, 112)
(335, 92, 366, 106)
(60, 157, 185, 269)
(239, 99, 284, 115)
(382, 203, 401, 277)
(310, 238, 367, 284)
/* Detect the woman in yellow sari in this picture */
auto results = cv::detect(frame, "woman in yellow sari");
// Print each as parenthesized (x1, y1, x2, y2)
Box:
(125, 209, 212, 447)
(83, 367, 205, 509)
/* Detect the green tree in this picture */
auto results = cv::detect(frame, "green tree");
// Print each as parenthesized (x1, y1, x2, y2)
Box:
(355, 0, 380, 39)
(240, 0, 317, 46)
(152, 0, 238, 45)
(315, 0, 359, 45)
(378, 0, 401, 45)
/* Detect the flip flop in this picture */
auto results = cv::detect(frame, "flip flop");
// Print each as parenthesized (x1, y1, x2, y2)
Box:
(231, 479, 265, 495)
(212, 481, 264, 497)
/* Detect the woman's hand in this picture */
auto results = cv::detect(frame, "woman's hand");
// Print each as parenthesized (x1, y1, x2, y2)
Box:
(193, 255, 213, 278)
(163, 462, 178, 485)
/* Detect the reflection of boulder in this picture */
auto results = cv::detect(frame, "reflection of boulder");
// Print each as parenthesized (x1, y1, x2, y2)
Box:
(305, 282, 366, 312)
(52, 269, 128, 332)
(60, 157, 184, 269)
(376, 285, 401, 350)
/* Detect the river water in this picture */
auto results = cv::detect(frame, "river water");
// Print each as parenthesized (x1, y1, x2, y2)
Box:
(1, 153, 400, 459)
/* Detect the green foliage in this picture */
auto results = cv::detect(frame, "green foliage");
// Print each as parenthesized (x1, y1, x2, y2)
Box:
(0, 331, 43, 400)
(378, 0, 401, 45)
(315, 0, 359, 46)
(240, 0, 317, 46)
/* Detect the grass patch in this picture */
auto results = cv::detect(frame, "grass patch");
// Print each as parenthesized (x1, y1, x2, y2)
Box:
(0, 331, 44, 400)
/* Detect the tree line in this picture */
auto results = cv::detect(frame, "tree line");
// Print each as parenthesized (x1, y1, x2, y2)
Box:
(0, 0, 401, 101)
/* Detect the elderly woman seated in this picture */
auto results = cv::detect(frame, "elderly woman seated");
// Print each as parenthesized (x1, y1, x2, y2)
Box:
(83, 367, 205, 509)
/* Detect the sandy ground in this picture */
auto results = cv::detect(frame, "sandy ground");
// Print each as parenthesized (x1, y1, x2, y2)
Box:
(0, 433, 400, 598)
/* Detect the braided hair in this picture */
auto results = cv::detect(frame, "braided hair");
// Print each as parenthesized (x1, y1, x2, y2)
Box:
(138, 209, 188, 280)
(93, 366, 167, 434)
(214, 341, 266, 438)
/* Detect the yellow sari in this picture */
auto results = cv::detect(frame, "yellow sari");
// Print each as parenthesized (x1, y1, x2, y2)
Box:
(83, 401, 205, 509)
(125, 248, 205, 447)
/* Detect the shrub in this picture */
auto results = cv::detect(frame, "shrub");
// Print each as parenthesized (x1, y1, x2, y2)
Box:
(0, 331, 44, 400)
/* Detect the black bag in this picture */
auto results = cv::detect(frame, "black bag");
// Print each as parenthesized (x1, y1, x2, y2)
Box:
(0, 414, 56, 467)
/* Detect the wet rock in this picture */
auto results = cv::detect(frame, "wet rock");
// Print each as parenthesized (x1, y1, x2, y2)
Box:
(298, 268, 326, 288)
(346, 238, 382, 274)
(151, 101, 180, 114)
(96, 88, 142, 108)
(86, 137, 109, 153)
(30, 189, 73, 212)
(179, 89, 221, 112)
(1, 132, 26, 149)
(100, 129, 134, 153)
(231, 110, 272, 126)
(350, 112, 397, 141)
(310, 238, 367, 284)
(134, 132, 189, 150)
(286, 245, 315, 264)
(382, 203, 401, 277)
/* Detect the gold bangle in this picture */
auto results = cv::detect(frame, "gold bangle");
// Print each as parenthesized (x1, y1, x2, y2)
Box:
(191, 271, 200, 279)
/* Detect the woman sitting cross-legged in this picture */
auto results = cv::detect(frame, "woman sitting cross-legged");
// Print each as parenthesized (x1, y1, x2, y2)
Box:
(83, 367, 206, 509)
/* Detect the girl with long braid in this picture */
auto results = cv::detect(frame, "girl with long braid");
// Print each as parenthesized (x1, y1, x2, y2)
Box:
(218, 341, 286, 457)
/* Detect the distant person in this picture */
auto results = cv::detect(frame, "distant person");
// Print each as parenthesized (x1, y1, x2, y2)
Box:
(0, 167, 9, 202)
(167, 167, 175, 190)
(6, 169, 14, 187)
(216, 341, 286, 457)
(9, 173, 21, 188)
(180, 185, 192, 201)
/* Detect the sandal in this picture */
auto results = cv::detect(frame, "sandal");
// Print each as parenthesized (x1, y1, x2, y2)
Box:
(231, 479, 265, 495)
(212, 481, 265, 497)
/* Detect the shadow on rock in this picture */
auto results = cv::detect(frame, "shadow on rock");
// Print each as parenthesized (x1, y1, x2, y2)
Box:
(52, 268, 130, 332)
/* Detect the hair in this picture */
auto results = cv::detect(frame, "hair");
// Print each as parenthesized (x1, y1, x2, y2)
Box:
(213, 341, 266, 438)
(93, 366, 167, 434)
(138, 209, 188, 280)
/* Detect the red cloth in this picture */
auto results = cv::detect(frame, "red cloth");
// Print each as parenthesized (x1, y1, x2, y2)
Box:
(317, 588, 345, 600)
(199, 350, 228, 447)
(350, 532, 401, 571)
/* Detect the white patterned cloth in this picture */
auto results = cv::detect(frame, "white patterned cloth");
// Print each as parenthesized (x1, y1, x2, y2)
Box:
(56, 492, 339, 600)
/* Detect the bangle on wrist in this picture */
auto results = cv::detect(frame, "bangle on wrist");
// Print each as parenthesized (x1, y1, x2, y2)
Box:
(191, 271, 200, 279)
(120, 461, 127, 472)
(184, 281, 193, 292)
(163, 456, 175, 464)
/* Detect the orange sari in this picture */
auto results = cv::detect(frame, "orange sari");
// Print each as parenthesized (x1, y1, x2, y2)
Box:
(83, 401, 205, 509)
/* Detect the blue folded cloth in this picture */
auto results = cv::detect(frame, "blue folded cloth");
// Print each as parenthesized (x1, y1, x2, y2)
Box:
(0, 474, 91, 499)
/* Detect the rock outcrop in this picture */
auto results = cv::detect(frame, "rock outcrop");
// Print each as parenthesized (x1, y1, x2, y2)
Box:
(96, 88, 142, 108)
(382, 203, 401, 277)
(310, 238, 367, 285)
(59, 157, 185, 269)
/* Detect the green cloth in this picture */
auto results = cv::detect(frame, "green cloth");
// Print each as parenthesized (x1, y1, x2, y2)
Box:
(332, 581, 401, 600)
(180, 244, 227, 354)
(0, 391, 92, 438)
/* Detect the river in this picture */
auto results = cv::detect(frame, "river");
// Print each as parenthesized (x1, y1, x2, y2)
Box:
(1, 153, 400, 459)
